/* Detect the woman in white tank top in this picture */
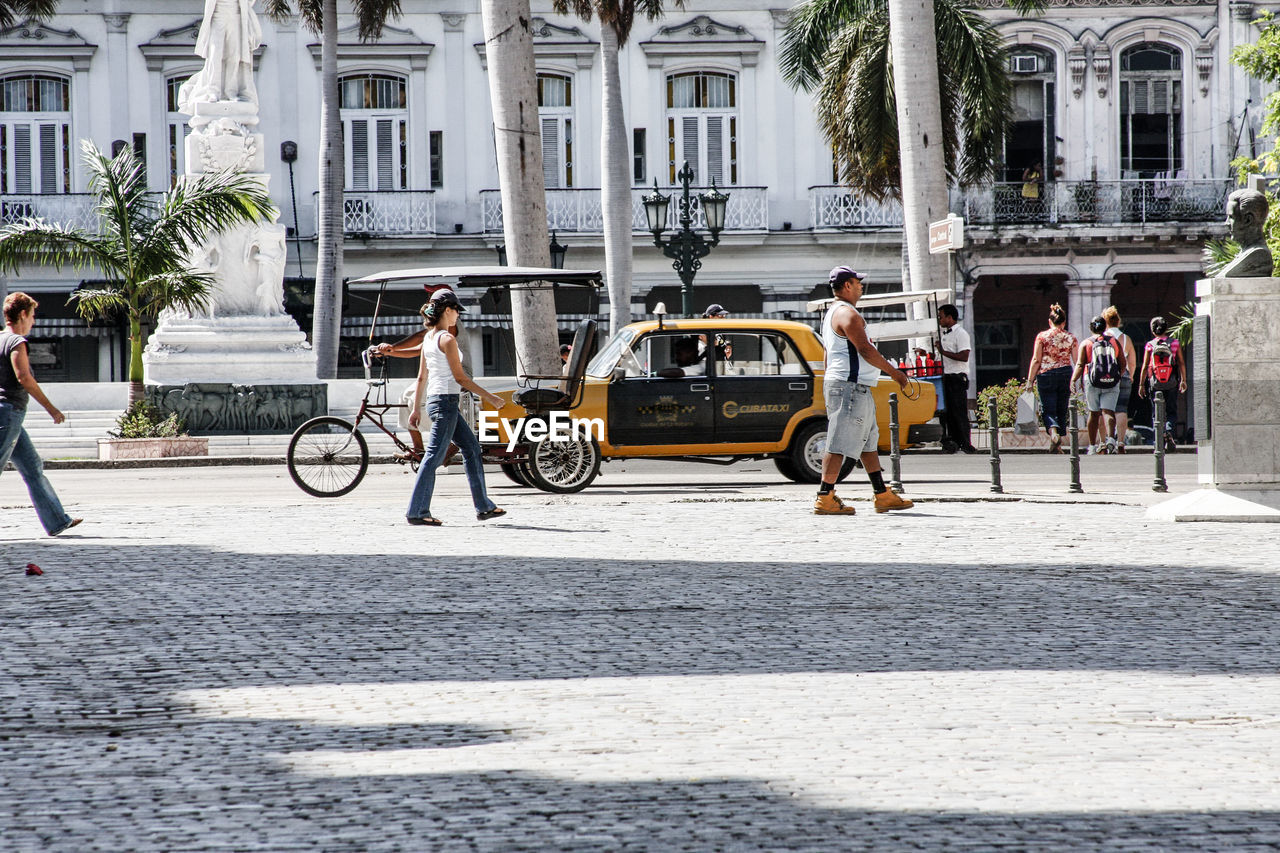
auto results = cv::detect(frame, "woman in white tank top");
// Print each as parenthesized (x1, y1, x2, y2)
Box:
(405, 290, 509, 526)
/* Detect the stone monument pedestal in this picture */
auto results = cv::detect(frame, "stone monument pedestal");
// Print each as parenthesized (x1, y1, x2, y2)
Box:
(1148, 276, 1280, 522)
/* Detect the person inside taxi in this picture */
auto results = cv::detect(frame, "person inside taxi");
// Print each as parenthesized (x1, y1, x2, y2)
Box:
(699, 303, 733, 361)
(816, 266, 913, 516)
(659, 336, 706, 378)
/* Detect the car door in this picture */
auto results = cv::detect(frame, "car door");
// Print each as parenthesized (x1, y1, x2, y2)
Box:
(712, 331, 813, 443)
(607, 332, 716, 446)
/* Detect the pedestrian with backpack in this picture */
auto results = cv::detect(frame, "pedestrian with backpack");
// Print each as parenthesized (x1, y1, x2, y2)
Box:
(1070, 315, 1124, 454)
(1137, 315, 1186, 451)
(1102, 306, 1137, 453)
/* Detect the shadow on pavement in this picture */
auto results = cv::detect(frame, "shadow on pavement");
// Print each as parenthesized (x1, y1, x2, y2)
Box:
(4, 546, 1280, 849)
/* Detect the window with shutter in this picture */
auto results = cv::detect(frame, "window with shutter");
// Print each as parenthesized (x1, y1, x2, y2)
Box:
(338, 73, 409, 191)
(537, 73, 574, 188)
(542, 116, 561, 188)
(1119, 43, 1183, 176)
(167, 75, 192, 186)
(665, 71, 739, 186)
(1, 74, 71, 195)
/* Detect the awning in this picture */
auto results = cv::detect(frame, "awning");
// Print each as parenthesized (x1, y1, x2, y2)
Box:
(28, 318, 113, 339)
(341, 314, 601, 335)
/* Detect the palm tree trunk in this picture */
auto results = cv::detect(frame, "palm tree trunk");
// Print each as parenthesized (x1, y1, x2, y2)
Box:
(600, 25, 633, 340)
(479, 0, 560, 376)
(127, 314, 145, 404)
(311, 0, 344, 379)
(887, 0, 950, 297)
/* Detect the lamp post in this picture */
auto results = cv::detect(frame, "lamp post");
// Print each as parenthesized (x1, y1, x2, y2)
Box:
(495, 231, 569, 269)
(642, 161, 729, 316)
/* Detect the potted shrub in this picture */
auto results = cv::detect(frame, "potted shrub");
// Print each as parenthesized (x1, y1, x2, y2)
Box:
(972, 378, 1085, 450)
(98, 401, 209, 460)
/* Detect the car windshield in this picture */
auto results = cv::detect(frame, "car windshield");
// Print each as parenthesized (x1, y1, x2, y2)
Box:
(585, 329, 636, 377)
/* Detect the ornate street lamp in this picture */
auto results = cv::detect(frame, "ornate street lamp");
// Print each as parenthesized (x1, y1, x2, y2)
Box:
(644, 161, 730, 316)
(496, 231, 570, 268)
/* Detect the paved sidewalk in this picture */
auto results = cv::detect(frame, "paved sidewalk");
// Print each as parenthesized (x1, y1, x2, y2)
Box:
(4, 456, 1279, 851)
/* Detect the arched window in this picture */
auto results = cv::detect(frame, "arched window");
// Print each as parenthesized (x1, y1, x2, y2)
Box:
(339, 73, 408, 191)
(666, 71, 737, 185)
(1120, 43, 1183, 177)
(0, 75, 71, 195)
(1004, 47, 1056, 183)
(537, 73, 573, 188)
(166, 75, 192, 187)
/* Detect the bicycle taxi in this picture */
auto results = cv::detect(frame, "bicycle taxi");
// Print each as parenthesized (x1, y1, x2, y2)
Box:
(285, 265, 604, 498)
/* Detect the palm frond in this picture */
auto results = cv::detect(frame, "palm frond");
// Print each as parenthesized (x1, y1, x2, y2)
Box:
(0, 0, 58, 29)
(1166, 302, 1196, 347)
(1003, 0, 1048, 14)
(1202, 238, 1241, 276)
(354, 0, 402, 41)
(143, 171, 275, 261)
(779, 0, 884, 91)
(0, 219, 120, 276)
(936, 0, 1014, 185)
(80, 140, 153, 249)
(132, 269, 218, 320)
(67, 285, 129, 322)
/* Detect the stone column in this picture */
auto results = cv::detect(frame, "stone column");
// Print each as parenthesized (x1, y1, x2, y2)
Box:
(1149, 276, 1280, 521)
(1063, 278, 1114, 340)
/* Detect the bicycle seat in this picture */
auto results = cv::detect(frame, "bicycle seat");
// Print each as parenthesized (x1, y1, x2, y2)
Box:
(514, 387, 570, 409)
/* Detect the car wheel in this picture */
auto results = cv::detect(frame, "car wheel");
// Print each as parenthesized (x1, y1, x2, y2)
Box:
(499, 462, 532, 487)
(788, 421, 856, 483)
(523, 436, 602, 494)
(774, 456, 802, 482)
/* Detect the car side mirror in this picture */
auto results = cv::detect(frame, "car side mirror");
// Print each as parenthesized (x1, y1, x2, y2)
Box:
(612, 367, 626, 382)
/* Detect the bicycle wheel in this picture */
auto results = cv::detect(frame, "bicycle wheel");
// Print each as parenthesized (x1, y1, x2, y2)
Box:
(287, 416, 370, 498)
(499, 462, 532, 486)
(523, 436, 601, 494)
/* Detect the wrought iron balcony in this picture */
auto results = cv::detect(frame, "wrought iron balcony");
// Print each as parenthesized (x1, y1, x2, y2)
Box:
(952, 179, 1232, 227)
(810, 186, 904, 229)
(312, 190, 437, 237)
(480, 186, 769, 234)
(0, 193, 102, 232)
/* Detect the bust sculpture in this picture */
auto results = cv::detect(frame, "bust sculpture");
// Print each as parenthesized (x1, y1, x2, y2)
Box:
(1219, 187, 1275, 278)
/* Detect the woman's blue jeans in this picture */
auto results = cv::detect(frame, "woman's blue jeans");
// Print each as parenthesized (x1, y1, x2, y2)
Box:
(0, 402, 74, 535)
(1036, 366, 1072, 434)
(406, 394, 495, 519)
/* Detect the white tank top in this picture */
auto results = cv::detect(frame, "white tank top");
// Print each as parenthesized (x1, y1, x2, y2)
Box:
(423, 329, 462, 395)
(823, 302, 880, 386)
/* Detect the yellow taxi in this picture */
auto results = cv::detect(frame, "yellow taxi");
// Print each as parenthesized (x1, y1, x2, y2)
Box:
(488, 315, 939, 492)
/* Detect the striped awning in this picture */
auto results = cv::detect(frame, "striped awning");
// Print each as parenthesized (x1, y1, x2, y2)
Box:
(341, 314, 602, 335)
(28, 318, 111, 339)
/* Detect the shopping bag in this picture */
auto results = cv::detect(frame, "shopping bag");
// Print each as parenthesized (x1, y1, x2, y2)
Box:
(1014, 391, 1039, 435)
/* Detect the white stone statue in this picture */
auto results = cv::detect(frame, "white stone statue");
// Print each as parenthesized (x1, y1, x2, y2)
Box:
(247, 224, 287, 316)
(177, 0, 263, 114)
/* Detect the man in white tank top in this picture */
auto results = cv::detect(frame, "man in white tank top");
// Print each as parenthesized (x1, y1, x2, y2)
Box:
(815, 267, 913, 516)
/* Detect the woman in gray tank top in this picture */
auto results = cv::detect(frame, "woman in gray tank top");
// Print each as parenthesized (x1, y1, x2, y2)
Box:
(1, 292, 81, 536)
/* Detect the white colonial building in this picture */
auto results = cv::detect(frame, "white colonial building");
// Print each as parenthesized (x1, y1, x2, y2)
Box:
(0, 0, 1272, 433)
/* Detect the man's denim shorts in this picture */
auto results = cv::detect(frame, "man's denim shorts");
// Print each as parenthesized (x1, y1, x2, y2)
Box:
(1085, 380, 1120, 413)
(824, 378, 878, 457)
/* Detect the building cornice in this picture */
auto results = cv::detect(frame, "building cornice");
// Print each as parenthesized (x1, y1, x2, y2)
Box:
(0, 19, 97, 71)
(307, 23, 433, 71)
(140, 19, 263, 72)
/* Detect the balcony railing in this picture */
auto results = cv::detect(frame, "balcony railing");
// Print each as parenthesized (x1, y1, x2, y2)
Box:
(810, 186, 904, 229)
(481, 186, 769, 233)
(313, 190, 437, 237)
(952, 179, 1231, 227)
(0, 193, 102, 232)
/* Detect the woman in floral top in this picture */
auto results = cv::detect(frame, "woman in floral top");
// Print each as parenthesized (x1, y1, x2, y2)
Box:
(1023, 303, 1079, 452)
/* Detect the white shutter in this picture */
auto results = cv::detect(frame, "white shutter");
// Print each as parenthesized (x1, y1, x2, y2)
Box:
(349, 119, 369, 190)
(1150, 80, 1168, 114)
(541, 116, 560, 188)
(706, 116, 724, 186)
(376, 119, 393, 190)
(1131, 80, 1148, 115)
(682, 116, 699, 183)
(39, 124, 57, 194)
(14, 124, 31, 194)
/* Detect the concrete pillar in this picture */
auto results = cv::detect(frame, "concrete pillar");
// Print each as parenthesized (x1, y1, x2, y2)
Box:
(1063, 278, 1114, 340)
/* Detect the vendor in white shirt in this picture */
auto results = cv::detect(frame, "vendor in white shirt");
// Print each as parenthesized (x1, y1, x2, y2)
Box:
(935, 303, 976, 453)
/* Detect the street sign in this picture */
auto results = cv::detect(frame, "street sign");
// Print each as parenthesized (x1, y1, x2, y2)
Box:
(928, 214, 964, 254)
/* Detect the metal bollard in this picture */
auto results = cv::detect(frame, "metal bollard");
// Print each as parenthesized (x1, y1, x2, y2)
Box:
(987, 395, 1003, 493)
(1068, 400, 1083, 493)
(1153, 391, 1168, 493)
(888, 392, 904, 492)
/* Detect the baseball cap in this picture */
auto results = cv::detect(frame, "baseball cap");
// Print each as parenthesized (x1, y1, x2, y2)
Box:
(429, 288, 466, 313)
(702, 303, 729, 317)
(828, 266, 866, 288)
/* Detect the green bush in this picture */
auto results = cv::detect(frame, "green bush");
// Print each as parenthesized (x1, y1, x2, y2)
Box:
(974, 378, 1023, 428)
(111, 401, 187, 439)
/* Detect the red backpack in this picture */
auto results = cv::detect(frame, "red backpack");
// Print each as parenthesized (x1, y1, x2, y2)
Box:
(1149, 337, 1178, 393)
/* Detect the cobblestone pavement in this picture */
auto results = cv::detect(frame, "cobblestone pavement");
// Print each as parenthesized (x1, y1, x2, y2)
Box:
(4, 455, 1280, 851)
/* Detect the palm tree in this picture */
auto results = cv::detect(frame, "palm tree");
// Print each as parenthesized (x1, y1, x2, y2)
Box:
(780, 0, 1044, 294)
(552, 0, 678, 339)
(0, 141, 273, 402)
(0, 0, 57, 28)
(263, 0, 403, 379)
(480, 0, 561, 375)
